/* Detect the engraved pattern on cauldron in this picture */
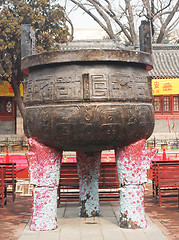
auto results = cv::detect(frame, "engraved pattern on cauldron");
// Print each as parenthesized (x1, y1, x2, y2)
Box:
(22, 47, 154, 151)
(24, 63, 152, 106)
(24, 103, 154, 152)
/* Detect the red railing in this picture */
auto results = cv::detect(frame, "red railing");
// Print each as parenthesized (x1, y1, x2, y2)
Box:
(0, 152, 116, 167)
(0, 150, 178, 180)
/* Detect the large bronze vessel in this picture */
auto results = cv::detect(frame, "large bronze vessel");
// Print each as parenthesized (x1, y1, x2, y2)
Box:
(22, 40, 154, 152)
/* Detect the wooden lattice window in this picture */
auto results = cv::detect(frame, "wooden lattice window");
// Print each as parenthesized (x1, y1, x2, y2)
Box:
(163, 96, 171, 112)
(154, 97, 161, 112)
(173, 96, 179, 112)
(0, 97, 15, 120)
(153, 95, 179, 115)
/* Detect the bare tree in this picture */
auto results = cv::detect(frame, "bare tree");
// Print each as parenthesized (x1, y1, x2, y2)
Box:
(64, 0, 179, 44)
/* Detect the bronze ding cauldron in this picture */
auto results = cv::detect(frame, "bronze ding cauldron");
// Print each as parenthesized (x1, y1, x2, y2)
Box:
(21, 41, 154, 152)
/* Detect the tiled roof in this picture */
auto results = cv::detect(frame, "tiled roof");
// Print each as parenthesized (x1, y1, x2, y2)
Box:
(149, 44, 179, 78)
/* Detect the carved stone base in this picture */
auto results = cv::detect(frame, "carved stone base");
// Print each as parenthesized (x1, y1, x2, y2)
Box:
(115, 139, 158, 228)
(119, 185, 146, 228)
(30, 186, 58, 231)
(77, 152, 101, 217)
(26, 138, 62, 231)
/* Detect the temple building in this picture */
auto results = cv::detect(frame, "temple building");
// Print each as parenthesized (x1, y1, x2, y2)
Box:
(0, 44, 179, 151)
(0, 83, 25, 151)
(149, 44, 179, 149)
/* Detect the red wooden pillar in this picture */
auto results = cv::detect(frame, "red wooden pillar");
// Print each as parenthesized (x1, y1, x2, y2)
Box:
(6, 150, 9, 163)
(162, 149, 166, 161)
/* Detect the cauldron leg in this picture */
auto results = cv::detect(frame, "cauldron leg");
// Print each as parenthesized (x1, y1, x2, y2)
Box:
(25, 138, 62, 231)
(77, 152, 101, 217)
(115, 139, 158, 229)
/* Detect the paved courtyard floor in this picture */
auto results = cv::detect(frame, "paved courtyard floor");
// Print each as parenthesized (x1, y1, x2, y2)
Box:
(0, 183, 178, 240)
(19, 201, 168, 240)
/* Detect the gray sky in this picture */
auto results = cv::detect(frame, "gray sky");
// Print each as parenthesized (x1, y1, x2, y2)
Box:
(60, 0, 179, 39)
(61, 0, 102, 29)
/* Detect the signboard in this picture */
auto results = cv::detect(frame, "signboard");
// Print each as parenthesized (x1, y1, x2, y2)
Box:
(0, 81, 23, 97)
(152, 78, 179, 95)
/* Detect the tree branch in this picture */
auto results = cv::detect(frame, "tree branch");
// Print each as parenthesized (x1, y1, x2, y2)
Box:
(142, 0, 152, 19)
(70, 0, 116, 39)
(88, 0, 114, 37)
(155, 0, 173, 16)
(171, 17, 179, 31)
(68, 0, 179, 45)
(124, 0, 136, 44)
(157, 0, 179, 43)
(65, 13, 74, 41)
(89, 0, 134, 43)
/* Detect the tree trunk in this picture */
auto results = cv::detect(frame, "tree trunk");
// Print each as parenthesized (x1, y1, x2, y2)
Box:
(11, 79, 25, 119)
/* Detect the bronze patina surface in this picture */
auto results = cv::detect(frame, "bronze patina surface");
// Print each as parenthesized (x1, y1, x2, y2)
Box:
(22, 45, 154, 152)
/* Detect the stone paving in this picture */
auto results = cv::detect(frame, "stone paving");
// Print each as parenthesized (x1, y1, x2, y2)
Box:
(144, 184, 179, 240)
(0, 183, 178, 240)
(0, 194, 32, 240)
(19, 202, 168, 240)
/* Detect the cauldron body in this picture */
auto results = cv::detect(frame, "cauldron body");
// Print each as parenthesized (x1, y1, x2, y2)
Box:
(22, 49, 154, 152)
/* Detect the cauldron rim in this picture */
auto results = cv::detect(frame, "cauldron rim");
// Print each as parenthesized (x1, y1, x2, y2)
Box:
(21, 49, 153, 74)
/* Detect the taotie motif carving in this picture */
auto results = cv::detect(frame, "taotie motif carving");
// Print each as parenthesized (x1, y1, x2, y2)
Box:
(115, 139, 158, 228)
(24, 104, 154, 152)
(26, 138, 62, 231)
